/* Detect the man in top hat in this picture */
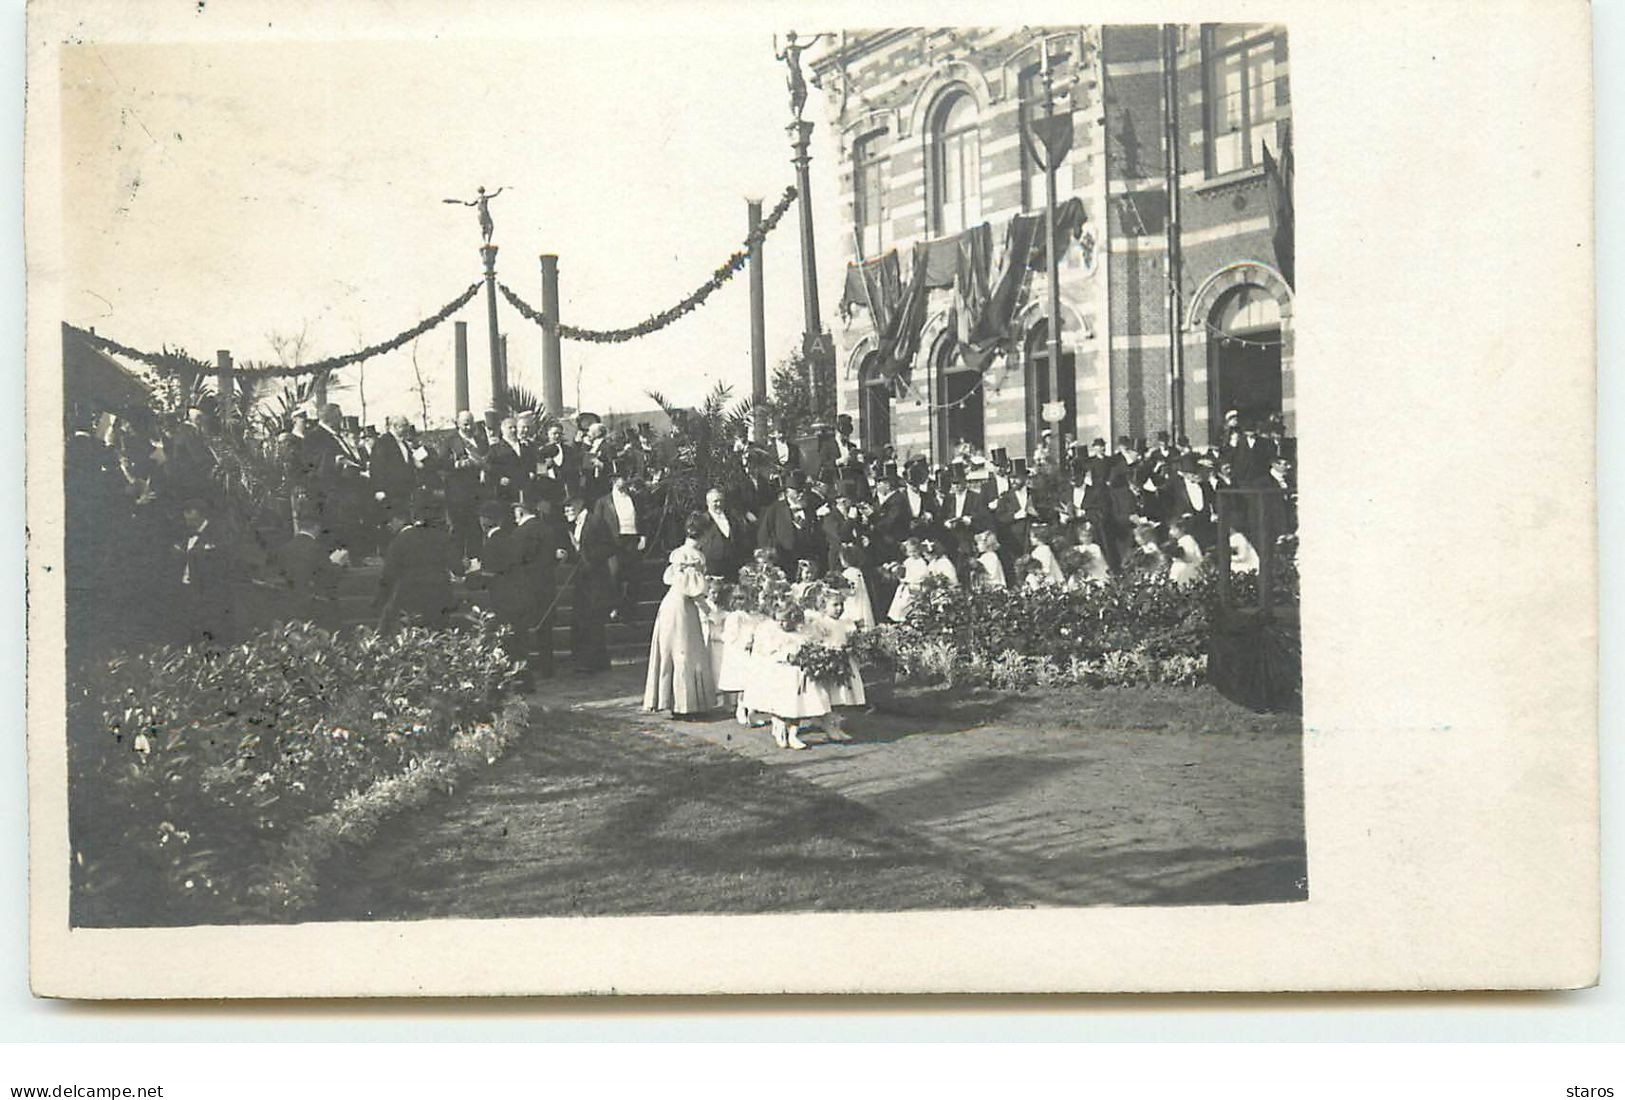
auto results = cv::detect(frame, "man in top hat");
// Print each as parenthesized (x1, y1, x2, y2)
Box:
(938, 462, 988, 559)
(757, 470, 825, 577)
(992, 458, 1049, 573)
(589, 463, 648, 620)
(869, 468, 912, 565)
(833, 414, 866, 483)
(820, 480, 869, 573)
(1162, 453, 1217, 549)
(1229, 415, 1278, 487)
(979, 446, 1013, 507)
(301, 402, 368, 555)
(696, 486, 752, 577)
(536, 421, 581, 501)
(901, 457, 938, 535)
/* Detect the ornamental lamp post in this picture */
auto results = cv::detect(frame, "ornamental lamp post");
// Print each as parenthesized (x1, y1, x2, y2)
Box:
(779, 31, 834, 367)
(1024, 35, 1076, 471)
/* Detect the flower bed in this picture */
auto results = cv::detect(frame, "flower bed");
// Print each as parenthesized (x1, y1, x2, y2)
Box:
(862, 565, 1298, 692)
(68, 618, 527, 925)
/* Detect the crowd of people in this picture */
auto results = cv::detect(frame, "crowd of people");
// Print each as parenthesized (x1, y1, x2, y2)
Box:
(64, 386, 1298, 734)
(634, 407, 1299, 747)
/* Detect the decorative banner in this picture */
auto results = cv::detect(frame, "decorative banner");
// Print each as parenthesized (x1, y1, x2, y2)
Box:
(67, 282, 483, 379)
(501, 184, 797, 344)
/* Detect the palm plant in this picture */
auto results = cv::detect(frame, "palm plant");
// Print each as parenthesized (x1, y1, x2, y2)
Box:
(645, 381, 759, 544)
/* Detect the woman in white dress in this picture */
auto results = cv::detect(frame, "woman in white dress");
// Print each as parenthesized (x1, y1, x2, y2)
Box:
(642, 513, 717, 717)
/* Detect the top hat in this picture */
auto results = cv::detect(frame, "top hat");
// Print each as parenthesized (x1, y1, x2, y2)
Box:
(949, 461, 968, 483)
(342, 415, 361, 433)
(933, 470, 953, 495)
(989, 447, 1010, 468)
(881, 461, 900, 482)
(1011, 457, 1030, 478)
(782, 468, 809, 492)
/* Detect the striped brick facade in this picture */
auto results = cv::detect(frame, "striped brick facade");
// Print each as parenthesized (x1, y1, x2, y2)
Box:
(811, 24, 1293, 462)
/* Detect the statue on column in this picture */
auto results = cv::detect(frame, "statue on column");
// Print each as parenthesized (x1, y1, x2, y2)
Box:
(443, 185, 506, 244)
(776, 30, 818, 121)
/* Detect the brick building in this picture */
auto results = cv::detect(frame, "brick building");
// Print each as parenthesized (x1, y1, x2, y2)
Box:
(809, 24, 1294, 463)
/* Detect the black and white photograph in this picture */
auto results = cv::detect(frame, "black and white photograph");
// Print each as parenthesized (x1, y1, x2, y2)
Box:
(23, 0, 1597, 1000)
(53, 18, 1306, 932)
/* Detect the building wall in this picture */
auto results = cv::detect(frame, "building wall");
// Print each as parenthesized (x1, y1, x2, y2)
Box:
(813, 22, 1293, 462)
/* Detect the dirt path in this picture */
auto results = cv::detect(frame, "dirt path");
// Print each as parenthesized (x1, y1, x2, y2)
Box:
(321, 669, 1305, 919)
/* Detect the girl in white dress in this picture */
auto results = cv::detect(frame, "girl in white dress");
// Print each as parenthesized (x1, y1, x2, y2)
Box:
(806, 587, 866, 711)
(1167, 517, 1208, 587)
(971, 529, 1006, 590)
(1028, 526, 1067, 587)
(836, 545, 877, 628)
(924, 539, 959, 588)
(742, 600, 830, 751)
(712, 586, 761, 725)
(886, 538, 930, 622)
(641, 515, 717, 717)
(1069, 520, 1112, 585)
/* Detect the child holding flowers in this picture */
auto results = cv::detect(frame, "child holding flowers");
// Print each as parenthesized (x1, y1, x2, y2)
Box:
(742, 598, 830, 751)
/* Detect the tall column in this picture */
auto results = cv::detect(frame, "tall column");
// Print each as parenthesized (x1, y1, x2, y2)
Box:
(538, 253, 564, 416)
(748, 198, 768, 441)
(1041, 57, 1065, 470)
(481, 243, 505, 416)
(215, 350, 234, 420)
(788, 120, 825, 358)
(453, 320, 470, 414)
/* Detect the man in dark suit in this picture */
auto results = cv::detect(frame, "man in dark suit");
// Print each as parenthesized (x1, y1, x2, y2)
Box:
(486, 416, 533, 505)
(269, 514, 341, 625)
(757, 481, 825, 577)
(368, 415, 423, 530)
(695, 486, 751, 576)
(172, 496, 238, 647)
(938, 464, 988, 560)
(588, 467, 648, 620)
(562, 496, 613, 673)
(376, 493, 460, 632)
(440, 410, 490, 565)
(869, 473, 912, 567)
(1162, 456, 1217, 549)
(1228, 420, 1278, 487)
(819, 484, 869, 573)
(992, 463, 1050, 573)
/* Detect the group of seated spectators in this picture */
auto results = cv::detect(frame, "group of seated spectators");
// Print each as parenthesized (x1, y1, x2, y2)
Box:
(63, 385, 1298, 679)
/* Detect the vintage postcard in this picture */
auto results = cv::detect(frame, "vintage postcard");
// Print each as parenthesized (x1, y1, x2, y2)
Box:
(24, 0, 1597, 997)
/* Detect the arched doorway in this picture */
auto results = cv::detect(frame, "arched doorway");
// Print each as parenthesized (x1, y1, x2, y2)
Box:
(1024, 326, 1076, 455)
(857, 351, 893, 454)
(1206, 284, 1283, 438)
(933, 338, 985, 458)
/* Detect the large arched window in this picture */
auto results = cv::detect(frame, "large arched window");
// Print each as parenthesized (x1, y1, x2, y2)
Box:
(933, 338, 985, 458)
(929, 91, 981, 235)
(1206, 283, 1283, 440)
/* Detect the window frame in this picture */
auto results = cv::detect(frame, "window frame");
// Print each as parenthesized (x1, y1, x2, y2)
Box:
(853, 130, 888, 260)
(927, 88, 982, 236)
(1201, 24, 1282, 179)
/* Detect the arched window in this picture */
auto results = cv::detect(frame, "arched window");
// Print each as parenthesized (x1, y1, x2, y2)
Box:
(858, 352, 893, 454)
(933, 338, 985, 458)
(929, 91, 981, 235)
(854, 132, 887, 259)
(1207, 284, 1283, 440)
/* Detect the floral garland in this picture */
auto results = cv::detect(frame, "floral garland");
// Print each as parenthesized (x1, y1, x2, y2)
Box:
(500, 184, 798, 344)
(67, 282, 482, 379)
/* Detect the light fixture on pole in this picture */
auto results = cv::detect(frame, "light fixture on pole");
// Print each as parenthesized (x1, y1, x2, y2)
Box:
(1021, 34, 1075, 469)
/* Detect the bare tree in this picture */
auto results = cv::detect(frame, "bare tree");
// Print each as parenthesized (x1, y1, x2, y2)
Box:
(408, 335, 435, 429)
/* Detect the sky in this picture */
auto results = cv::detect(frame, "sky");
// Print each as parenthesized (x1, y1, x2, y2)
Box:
(60, 28, 849, 426)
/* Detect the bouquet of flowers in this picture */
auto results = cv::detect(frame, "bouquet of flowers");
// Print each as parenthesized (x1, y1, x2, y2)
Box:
(788, 641, 854, 688)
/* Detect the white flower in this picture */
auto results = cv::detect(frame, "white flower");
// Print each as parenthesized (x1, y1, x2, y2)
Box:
(133, 733, 152, 754)
(371, 711, 388, 721)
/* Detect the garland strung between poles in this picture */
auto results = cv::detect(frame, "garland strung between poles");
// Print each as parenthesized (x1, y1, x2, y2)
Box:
(501, 184, 797, 344)
(67, 282, 482, 379)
